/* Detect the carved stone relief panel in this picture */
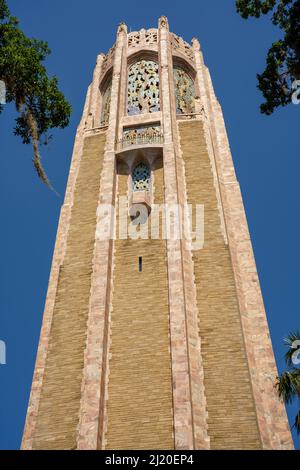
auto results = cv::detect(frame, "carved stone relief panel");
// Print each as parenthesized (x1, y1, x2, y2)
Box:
(128, 32, 140, 48)
(100, 81, 112, 125)
(122, 124, 161, 147)
(101, 44, 116, 77)
(145, 29, 158, 45)
(173, 66, 195, 114)
(171, 33, 195, 63)
(128, 29, 158, 49)
(127, 60, 160, 115)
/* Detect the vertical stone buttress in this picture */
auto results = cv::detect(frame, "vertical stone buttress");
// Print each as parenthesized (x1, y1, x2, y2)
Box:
(104, 20, 174, 450)
(77, 24, 127, 450)
(22, 52, 107, 449)
(191, 38, 293, 450)
(158, 17, 209, 450)
(21, 85, 92, 450)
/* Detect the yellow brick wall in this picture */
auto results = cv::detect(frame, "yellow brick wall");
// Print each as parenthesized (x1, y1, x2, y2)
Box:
(179, 121, 261, 450)
(105, 163, 174, 450)
(33, 133, 106, 449)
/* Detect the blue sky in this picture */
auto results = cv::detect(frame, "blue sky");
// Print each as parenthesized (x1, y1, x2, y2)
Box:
(0, 0, 299, 450)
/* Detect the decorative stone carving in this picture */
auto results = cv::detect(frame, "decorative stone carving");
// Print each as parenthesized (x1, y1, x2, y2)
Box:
(122, 124, 161, 147)
(159, 16, 169, 29)
(128, 29, 158, 49)
(127, 60, 160, 115)
(118, 22, 127, 33)
(173, 66, 195, 114)
(171, 33, 195, 62)
(101, 44, 116, 77)
(132, 162, 151, 191)
(191, 37, 201, 51)
(145, 29, 158, 45)
(100, 81, 112, 125)
(128, 31, 140, 48)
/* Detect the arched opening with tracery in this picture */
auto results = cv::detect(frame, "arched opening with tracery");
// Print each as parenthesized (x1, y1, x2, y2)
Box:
(173, 65, 195, 114)
(132, 162, 151, 192)
(127, 60, 160, 116)
(100, 80, 112, 126)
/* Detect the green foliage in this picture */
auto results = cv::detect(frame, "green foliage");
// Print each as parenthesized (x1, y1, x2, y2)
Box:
(0, 0, 71, 188)
(236, 0, 300, 114)
(295, 411, 300, 434)
(276, 332, 300, 434)
(236, 0, 277, 18)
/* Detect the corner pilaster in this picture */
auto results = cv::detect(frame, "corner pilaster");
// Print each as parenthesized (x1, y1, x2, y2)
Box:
(87, 53, 106, 129)
(192, 38, 293, 450)
(158, 16, 209, 450)
(21, 85, 92, 450)
(76, 23, 128, 450)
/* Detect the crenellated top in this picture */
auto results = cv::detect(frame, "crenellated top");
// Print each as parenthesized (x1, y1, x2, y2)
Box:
(100, 19, 196, 82)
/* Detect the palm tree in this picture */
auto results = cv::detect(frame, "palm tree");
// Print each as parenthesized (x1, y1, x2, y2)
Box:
(276, 332, 300, 434)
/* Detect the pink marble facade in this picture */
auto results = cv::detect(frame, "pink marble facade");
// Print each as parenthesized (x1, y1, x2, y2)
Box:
(22, 17, 293, 450)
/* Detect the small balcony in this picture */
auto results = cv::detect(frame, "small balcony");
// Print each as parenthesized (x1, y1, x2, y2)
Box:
(116, 131, 164, 152)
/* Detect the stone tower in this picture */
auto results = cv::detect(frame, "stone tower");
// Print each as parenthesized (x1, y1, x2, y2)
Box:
(22, 18, 293, 450)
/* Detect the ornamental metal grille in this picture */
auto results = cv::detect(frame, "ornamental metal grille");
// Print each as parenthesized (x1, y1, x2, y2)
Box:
(173, 67, 195, 114)
(127, 60, 160, 115)
(132, 162, 151, 191)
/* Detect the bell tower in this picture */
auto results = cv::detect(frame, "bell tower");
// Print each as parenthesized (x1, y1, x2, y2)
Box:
(22, 17, 293, 450)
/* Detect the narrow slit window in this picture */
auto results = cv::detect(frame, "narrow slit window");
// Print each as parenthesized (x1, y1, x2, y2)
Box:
(139, 256, 142, 272)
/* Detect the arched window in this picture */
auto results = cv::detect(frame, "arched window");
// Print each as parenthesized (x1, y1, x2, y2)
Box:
(132, 162, 151, 191)
(100, 81, 112, 125)
(127, 60, 160, 115)
(173, 66, 195, 114)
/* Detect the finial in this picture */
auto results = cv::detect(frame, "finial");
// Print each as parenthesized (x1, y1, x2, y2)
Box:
(192, 37, 201, 50)
(118, 21, 127, 34)
(159, 16, 169, 30)
(97, 53, 106, 63)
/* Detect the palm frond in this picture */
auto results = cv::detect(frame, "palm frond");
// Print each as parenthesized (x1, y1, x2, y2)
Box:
(276, 370, 300, 404)
(293, 410, 300, 435)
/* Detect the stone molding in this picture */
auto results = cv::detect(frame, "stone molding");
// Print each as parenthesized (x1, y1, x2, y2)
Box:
(77, 22, 128, 450)
(158, 16, 210, 450)
(21, 87, 92, 450)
